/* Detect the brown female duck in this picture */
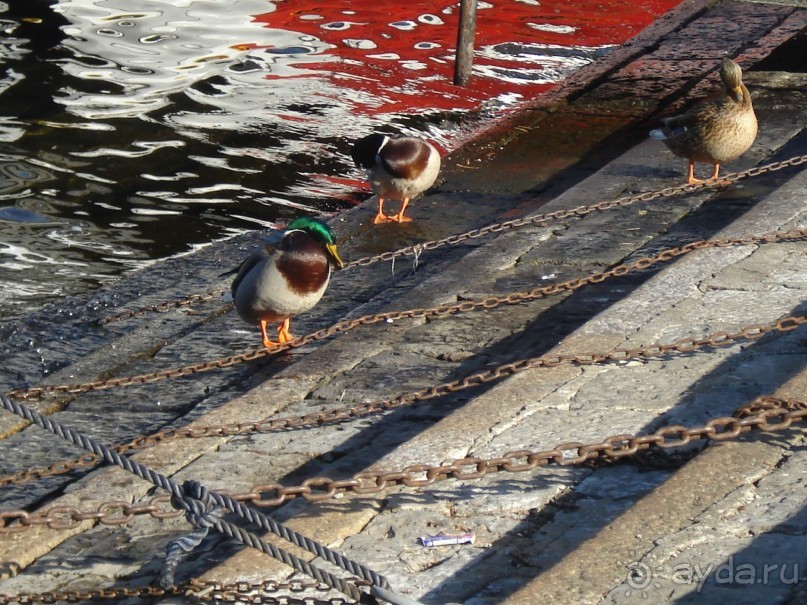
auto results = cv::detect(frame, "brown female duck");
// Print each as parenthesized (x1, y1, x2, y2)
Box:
(650, 57, 757, 185)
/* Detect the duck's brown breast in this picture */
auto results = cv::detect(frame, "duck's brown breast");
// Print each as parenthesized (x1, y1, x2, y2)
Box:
(277, 232, 331, 295)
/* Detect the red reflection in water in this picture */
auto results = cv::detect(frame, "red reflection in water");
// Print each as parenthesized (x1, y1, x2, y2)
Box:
(252, 0, 682, 115)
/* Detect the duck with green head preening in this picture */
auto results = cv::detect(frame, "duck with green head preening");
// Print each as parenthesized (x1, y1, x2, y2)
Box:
(230, 217, 344, 347)
(650, 57, 757, 185)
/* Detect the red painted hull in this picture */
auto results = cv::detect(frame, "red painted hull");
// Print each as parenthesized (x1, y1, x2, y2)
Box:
(252, 0, 683, 115)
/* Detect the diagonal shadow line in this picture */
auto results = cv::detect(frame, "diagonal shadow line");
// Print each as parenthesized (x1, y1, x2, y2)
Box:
(5, 76, 805, 599)
(666, 473, 807, 603)
(70, 121, 806, 589)
(412, 200, 807, 602)
(414, 301, 807, 604)
(670, 491, 807, 603)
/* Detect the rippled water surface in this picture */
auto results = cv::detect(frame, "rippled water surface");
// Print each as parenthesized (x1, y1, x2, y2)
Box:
(0, 0, 680, 319)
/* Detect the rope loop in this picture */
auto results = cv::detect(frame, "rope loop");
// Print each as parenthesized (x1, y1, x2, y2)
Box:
(173, 480, 225, 529)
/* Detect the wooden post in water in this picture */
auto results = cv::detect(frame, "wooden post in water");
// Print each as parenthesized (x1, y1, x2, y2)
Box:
(453, 0, 477, 86)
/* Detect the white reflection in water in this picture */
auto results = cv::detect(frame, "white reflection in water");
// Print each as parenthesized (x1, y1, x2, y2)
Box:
(73, 171, 116, 184)
(256, 196, 323, 214)
(528, 23, 578, 34)
(54, 0, 288, 118)
(48, 226, 138, 255)
(70, 140, 185, 158)
(131, 207, 182, 216)
(0, 118, 25, 142)
(187, 155, 261, 173)
(1, 241, 58, 266)
(140, 171, 197, 181)
(142, 195, 232, 205)
(50, 0, 377, 147)
(0, 0, 632, 320)
(36, 120, 117, 131)
(478, 42, 608, 67)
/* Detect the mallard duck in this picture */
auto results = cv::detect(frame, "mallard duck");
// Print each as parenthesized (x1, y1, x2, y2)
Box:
(230, 217, 344, 347)
(650, 57, 757, 185)
(351, 133, 441, 224)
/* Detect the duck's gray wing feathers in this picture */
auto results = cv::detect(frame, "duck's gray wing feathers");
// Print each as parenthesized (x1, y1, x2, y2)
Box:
(230, 245, 276, 297)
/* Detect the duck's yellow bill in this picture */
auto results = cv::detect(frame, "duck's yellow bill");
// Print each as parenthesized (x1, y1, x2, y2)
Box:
(326, 243, 345, 270)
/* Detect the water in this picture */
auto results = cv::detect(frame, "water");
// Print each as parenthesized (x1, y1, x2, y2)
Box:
(0, 0, 680, 320)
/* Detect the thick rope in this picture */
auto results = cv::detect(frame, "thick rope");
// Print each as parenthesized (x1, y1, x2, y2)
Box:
(160, 481, 225, 588)
(0, 394, 402, 604)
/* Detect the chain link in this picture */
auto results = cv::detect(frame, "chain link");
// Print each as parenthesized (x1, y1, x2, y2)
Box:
(7, 228, 806, 402)
(2, 237, 806, 488)
(3, 98, 805, 605)
(0, 578, 348, 605)
(2, 396, 804, 534)
(100, 291, 227, 324)
(2, 169, 805, 527)
(97, 154, 807, 324)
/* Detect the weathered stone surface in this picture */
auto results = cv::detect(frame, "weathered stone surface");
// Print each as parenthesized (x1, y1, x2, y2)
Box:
(1, 3, 806, 605)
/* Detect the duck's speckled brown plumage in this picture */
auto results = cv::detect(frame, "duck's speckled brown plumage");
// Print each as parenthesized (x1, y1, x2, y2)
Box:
(650, 58, 757, 184)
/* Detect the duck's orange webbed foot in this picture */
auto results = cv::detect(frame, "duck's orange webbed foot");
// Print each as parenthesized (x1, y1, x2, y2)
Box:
(276, 318, 294, 344)
(260, 320, 281, 348)
(372, 197, 394, 224)
(686, 161, 705, 186)
(705, 163, 731, 187)
(391, 197, 412, 223)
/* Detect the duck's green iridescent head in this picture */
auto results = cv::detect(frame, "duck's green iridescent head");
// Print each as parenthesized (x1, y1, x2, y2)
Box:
(286, 217, 344, 269)
(286, 216, 335, 243)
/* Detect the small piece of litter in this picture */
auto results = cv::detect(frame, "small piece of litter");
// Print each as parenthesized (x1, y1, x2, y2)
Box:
(419, 532, 475, 547)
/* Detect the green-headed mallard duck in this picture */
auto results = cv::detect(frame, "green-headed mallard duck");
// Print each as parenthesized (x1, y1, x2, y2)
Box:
(231, 217, 344, 347)
(351, 133, 441, 224)
(650, 57, 757, 185)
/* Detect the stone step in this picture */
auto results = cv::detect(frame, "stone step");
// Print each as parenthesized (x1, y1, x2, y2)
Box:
(1, 2, 805, 603)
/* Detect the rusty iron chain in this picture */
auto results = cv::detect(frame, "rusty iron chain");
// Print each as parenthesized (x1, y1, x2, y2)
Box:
(0, 578, 349, 605)
(2, 231, 806, 489)
(340, 154, 807, 270)
(7, 227, 806, 402)
(100, 290, 226, 324)
(2, 396, 805, 534)
(98, 153, 807, 325)
(3, 88, 805, 605)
